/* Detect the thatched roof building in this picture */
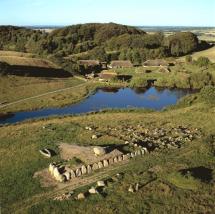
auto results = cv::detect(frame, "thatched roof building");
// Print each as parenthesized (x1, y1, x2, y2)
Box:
(78, 60, 100, 67)
(99, 70, 117, 80)
(110, 60, 133, 69)
(157, 67, 171, 73)
(143, 59, 170, 67)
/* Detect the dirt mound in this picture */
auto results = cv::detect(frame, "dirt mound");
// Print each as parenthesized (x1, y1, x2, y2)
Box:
(59, 143, 123, 165)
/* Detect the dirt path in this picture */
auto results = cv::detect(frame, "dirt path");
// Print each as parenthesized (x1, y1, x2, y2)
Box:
(10, 160, 131, 213)
(0, 76, 88, 110)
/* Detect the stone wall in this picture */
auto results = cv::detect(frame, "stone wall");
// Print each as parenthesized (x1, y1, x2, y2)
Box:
(49, 146, 148, 182)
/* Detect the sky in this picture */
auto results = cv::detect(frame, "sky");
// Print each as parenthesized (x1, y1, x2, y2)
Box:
(0, 0, 214, 26)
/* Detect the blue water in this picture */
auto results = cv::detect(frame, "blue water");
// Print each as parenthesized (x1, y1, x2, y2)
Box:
(0, 87, 193, 125)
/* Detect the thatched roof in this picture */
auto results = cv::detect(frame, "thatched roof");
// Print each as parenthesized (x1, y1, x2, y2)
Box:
(143, 59, 170, 67)
(157, 67, 171, 73)
(110, 60, 133, 68)
(99, 70, 117, 79)
(78, 60, 100, 66)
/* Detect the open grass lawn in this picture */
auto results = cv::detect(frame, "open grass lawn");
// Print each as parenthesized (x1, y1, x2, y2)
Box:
(0, 74, 130, 114)
(179, 46, 215, 63)
(0, 95, 215, 213)
(0, 75, 85, 101)
(0, 75, 82, 101)
(0, 75, 101, 113)
(191, 46, 215, 63)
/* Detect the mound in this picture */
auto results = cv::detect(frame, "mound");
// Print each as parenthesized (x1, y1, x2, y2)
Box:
(59, 143, 123, 165)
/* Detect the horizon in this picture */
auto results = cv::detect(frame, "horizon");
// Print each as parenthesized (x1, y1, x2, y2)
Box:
(0, 0, 215, 26)
(0, 24, 215, 28)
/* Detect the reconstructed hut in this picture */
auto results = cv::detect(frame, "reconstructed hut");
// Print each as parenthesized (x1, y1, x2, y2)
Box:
(78, 60, 100, 67)
(99, 70, 117, 80)
(143, 59, 170, 67)
(110, 60, 133, 69)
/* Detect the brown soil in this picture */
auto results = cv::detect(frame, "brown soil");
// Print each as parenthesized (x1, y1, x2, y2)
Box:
(59, 143, 123, 165)
(33, 169, 57, 188)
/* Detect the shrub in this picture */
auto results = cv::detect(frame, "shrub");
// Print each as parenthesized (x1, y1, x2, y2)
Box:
(110, 76, 120, 83)
(200, 86, 215, 103)
(129, 76, 148, 88)
(190, 72, 212, 89)
(185, 55, 192, 63)
(195, 57, 211, 67)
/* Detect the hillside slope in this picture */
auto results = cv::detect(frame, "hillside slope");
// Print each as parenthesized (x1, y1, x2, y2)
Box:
(0, 51, 71, 77)
(191, 46, 215, 62)
(0, 51, 58, 68)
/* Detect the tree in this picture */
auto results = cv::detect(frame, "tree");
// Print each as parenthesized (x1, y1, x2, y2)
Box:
(132, 50, 142, 65)
(154, 32, 165, 46)
(119, 49, 127, 60)
(190, 71, 212, 88)
(167, 32, 199, 56)
(200, 86, 215, 103)
(90, 47, 107, 61)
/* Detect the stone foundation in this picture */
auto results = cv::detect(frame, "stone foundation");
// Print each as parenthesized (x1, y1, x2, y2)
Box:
(49, 147, 148, 182)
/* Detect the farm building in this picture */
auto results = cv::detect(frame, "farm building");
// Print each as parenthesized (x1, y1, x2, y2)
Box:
(143, 59, 171, 67)
(157, 67, 171, 73)
(78, 60, 100, 67)
(109, 60, 133, 69)
(78, 60, 107, 70)
(99, 70, 117, 80)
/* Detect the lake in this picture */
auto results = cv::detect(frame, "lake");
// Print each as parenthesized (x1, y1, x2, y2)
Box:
(0, 87, 193, 124)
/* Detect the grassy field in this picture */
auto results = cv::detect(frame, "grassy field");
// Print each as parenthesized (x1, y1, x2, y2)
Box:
(0, 92, 215, 213)
(191, 28, 215, 42)
(0, 74, 130, 114)
(0, 75, 84, 102)
(0, 50, 59, 68)
(0, 75, 98, 113)
(146, 27, 215, 42)
(189, 46, 215, 63)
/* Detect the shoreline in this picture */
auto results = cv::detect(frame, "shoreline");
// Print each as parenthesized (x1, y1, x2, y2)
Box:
(0, 85, 197, 126)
